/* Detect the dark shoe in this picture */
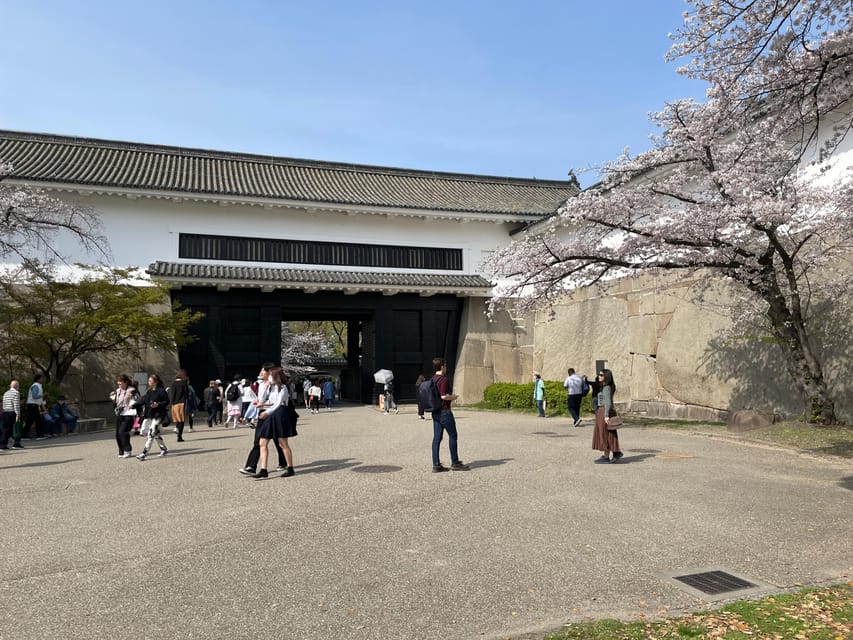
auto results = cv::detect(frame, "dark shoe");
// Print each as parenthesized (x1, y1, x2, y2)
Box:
(238, 467, 255, 476)
(451, 461, 470, 471)
(176, 438, 185, 442)
(252, 469, 268, 479)
(611, 452, 624, 463)
(594, 455, 611, 464)
(432, 464, 449, 473)
(280, 467, 295, 478)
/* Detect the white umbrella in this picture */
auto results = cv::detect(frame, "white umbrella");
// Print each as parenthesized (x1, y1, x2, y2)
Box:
(373, 369, 394, 383)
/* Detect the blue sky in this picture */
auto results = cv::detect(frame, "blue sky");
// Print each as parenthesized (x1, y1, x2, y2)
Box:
(1, 1, 704, 187)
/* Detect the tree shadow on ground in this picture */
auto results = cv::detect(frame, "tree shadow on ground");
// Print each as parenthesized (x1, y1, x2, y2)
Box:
(808, 441, 853, 458)
(700, 297, 853, 421)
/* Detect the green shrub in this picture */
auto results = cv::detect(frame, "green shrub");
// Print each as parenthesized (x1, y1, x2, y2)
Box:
(481, 381, 594, 416)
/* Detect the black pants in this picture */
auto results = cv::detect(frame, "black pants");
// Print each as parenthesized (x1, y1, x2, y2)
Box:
(0, 410, 18, 447)
(244, 420, 285, 471)
(567, 394, 582, 423)
(23, 404, 43, 439)
(115, 414, 134, 454)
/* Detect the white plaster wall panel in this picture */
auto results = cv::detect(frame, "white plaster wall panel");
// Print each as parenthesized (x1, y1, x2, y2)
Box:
(49, 191, 514, 277)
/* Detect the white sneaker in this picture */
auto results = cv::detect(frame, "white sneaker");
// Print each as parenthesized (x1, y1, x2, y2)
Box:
(136, 453, 147, 461)
(120, 452, 133, 458)
(158, 449, 168, 457)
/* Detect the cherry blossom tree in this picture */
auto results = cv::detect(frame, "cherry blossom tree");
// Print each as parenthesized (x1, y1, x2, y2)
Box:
(0, 164, 107, 262)
(486, 0, 852, 423)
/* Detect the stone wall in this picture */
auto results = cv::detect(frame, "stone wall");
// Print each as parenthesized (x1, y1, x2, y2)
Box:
(455, 274, 852, 423)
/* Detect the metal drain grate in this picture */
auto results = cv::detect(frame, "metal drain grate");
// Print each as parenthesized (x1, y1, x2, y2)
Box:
(673, 570, 756, 595)
(660, 566, 775, 602)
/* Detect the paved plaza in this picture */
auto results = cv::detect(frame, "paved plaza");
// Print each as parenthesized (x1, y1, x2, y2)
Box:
(1, 405, 850, 639)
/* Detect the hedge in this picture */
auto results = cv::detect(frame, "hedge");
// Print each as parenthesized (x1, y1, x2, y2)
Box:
(481, 381, 593, 417)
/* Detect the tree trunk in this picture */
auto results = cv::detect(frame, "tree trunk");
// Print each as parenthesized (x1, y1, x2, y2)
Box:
(753, 270, 837, 425)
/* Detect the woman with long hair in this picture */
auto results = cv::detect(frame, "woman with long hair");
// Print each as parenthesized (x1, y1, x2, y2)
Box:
(252, 367, 297, 479)
(168, 369, 189, 442)
(592, 368, 623, 464)
(111, 374, 139, 458)
(137, 374, 170, 460)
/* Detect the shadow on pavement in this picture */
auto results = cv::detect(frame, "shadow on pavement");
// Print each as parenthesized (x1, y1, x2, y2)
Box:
(297, 458, 362, 474)
(0, 458, 83, 470)
(468, 458, 513, 469)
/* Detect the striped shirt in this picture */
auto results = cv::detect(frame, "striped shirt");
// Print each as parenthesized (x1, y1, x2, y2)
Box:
(2, 387, 21, 415)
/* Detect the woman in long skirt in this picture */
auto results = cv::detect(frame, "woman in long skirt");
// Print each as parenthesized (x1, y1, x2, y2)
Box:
(592, 368, 623, 464)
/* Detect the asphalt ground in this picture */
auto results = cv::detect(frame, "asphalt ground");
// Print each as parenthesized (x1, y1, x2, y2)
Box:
(1, 404, 850, 640)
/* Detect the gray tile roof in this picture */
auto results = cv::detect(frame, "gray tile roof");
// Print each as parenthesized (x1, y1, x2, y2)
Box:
(0, 130, 577, 217)
(146, 261, 493, 294)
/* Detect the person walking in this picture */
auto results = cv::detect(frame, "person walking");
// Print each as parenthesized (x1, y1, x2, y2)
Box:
(415, 374, 426, 420)
(1, 380, 22, 450)
(302, 377, 311, 409)
(251, 367, 297, 479)
(322, 378, 335, 411)
(238, 363, 286, 476)
(137, 374, 170, 460)
(112, 374, 139, 458)
(592, 368, 623, 464)
(224, 376, 243, 429)
(429, 357, 469, 473)
(562, 368, 585, 426)
(202, 380, 220, 428)
(382, 380, 398, 414)
(533, 372, 546, 418)
(168, 370, 189, 442)
(23, 374, 46, 440)
(308, 380, 322, 414)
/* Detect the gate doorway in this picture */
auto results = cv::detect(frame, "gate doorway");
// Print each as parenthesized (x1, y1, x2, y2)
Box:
(172, 287, 463, 404)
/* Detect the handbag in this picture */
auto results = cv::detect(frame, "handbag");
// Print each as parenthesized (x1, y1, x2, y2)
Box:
(606, 415, 623, 430)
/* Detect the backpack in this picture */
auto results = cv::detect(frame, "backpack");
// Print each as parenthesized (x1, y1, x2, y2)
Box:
(581, 376, 590, 396)
(226, 384, 240, 402)
(418, 377, 444, 413)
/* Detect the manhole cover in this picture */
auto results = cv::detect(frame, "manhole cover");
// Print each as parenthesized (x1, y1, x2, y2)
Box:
(351, 465, 402, 474)
(659, 567, 775, 601)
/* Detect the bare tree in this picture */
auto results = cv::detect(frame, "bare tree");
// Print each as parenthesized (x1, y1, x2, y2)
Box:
(0, 164, 108, 262)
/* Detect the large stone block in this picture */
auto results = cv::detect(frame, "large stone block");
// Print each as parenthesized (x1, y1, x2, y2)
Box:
(629, 354, 657, 401)
(656, 302, 733, 411)
(628, 315, 658, 356)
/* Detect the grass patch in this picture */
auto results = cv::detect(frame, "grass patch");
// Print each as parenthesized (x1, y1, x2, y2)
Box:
(548, 583, 852, 640)
(733, 421, 853, 458)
